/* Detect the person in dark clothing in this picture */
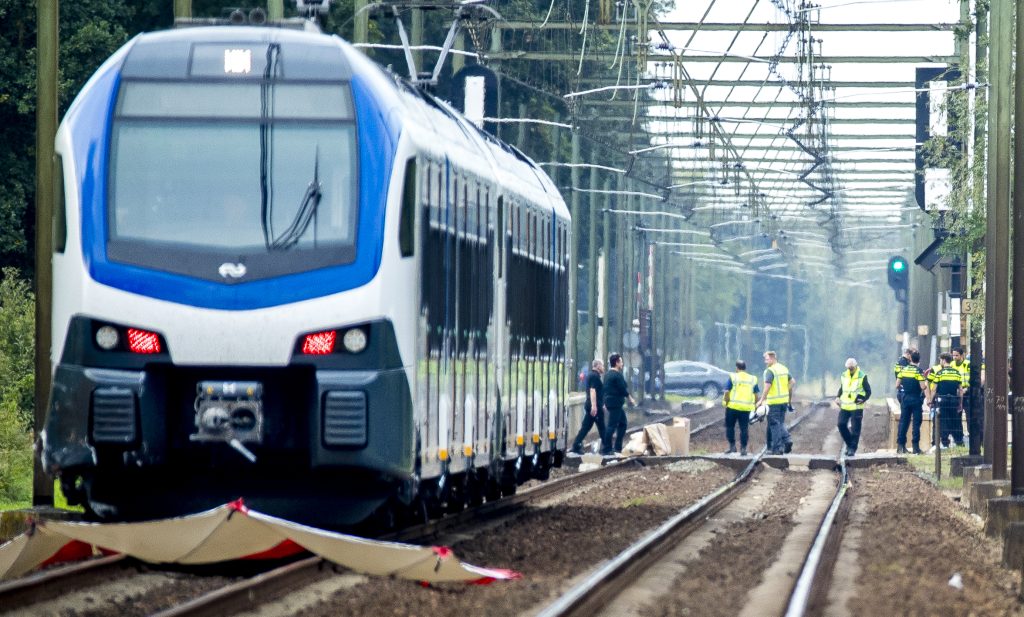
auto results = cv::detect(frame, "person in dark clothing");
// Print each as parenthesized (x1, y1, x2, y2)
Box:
(895, 350, 928, 454)
(571, 359, 607, 455)
(893, 347, 914, 403)
(835, 357, 872, 457)
(602, 353, 637, 455)
(929, 352, 964, 449)
(723, 360, 759, 456)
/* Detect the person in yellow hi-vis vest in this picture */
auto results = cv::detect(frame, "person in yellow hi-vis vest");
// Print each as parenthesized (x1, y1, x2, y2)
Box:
(835, 358, 872, 457)
(755, 350, 795, 455)
(722, 360, 760, 456)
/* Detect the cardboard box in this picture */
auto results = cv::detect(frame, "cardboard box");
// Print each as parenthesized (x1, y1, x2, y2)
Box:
(667, 417, 690, 456)
(643, 424, 672, 456)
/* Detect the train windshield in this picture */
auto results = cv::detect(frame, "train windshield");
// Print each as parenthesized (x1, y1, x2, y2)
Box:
(107, 80, 358, 283)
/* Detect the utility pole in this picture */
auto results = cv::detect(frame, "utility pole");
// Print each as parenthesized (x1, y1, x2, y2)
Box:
(568, 134, 580, 369)
(267, 0, 283, 21)
(34, 0, 58, 506)
(174, 0, 192, 18)
(1011, 0, 1024, 495)
(985, 0, 1011, 480)
(968, 0, 988, 459)
(586, 170, 599, 363)
(412, 7, 424, 78)
(601, 206, 611, 361)
(354, 0, 369, 45)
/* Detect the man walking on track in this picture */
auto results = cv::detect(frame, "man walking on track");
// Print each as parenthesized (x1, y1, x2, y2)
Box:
(895, 350, 928, 454)
(602, 353, 637, 455)
(570, 359, 606, 456)
(756, 351, 794, 455)
(723, 360, 759, 456)
(836, 357, 871, 457)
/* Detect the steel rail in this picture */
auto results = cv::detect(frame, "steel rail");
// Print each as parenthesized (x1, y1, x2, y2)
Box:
(784, 457, 852, 617)
(149, 461, 640, 617)
(0, 554, 128, 610)
(534, 452, 764, 617)
(534, 408, 818, 617)
(151, 556, 322, 617)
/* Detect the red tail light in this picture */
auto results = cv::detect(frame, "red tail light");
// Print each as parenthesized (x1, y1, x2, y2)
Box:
(126, 328, 162, 354)
(302, 330, 337, 355)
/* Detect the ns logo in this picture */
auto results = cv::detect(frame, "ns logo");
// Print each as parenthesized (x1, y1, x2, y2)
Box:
(218, 262, 247, 279)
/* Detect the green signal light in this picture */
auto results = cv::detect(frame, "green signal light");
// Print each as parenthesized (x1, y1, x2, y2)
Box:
(892, 260, 906, 272)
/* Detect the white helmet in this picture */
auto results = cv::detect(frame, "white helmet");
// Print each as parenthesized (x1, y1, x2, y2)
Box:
(750, 404, 769, 424)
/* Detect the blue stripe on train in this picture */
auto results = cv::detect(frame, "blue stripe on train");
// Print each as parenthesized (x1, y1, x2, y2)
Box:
(72, 63, 399, 310)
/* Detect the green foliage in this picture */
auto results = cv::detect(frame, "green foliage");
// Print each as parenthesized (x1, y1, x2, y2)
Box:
(0, 1, 136, 276)
(0, 268, 34, 505)
(0, 269, 35, 431)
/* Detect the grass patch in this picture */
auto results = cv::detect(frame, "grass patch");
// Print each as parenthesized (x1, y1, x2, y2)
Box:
(905, 445, 969, 491)
(623, 496, 661, 507)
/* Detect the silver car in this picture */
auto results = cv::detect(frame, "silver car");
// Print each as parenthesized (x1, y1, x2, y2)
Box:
(663, 360, 731, 398)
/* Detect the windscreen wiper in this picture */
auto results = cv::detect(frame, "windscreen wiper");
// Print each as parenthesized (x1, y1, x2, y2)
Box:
(270, 145, 322, 251)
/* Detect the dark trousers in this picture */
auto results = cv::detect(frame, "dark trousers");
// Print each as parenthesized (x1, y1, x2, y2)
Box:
(605, 407, 628, 453)
(896, 398, 924, 449)
(837, 410, 863, 452)
(724, 409, 750, 448)
(936, 396, 961, 446)
(767, 405, 790, 453)
(572, 407, 607, 452)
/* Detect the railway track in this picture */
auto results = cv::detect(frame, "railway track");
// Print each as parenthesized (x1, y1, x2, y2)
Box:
(2, 409, 826, 616)
(0, 460, 639, 616)
(534, 417, 851, 617)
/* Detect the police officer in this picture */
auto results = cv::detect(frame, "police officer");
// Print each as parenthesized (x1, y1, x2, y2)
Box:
(929, 352, 964, 449)
(835, 358, 871, 457)
(756, 350, 794, 455)
(895, 350, 928, 454)
(893, 347, 914, 403)
(570, 359, 606, 455)
(951, 347, 970, 446)
(723, 360, 759, 456)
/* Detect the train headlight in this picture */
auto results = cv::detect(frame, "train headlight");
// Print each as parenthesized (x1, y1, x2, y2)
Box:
(95, 326, 119, 350)
(342, 328, 367, 354)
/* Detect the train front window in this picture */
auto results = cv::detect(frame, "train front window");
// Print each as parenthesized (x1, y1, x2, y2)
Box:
(107, 81, 358, 282)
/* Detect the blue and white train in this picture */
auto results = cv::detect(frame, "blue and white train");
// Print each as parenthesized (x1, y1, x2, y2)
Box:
(40, 25, 572, 526)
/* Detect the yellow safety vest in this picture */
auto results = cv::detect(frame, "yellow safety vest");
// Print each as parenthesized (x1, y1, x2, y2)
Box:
(840, 369, 867, 411)
(765, 363, 791, 405)
(727, 371, 758, 412)
(932, 365, 963, 395)
(952, 359, 970, 388)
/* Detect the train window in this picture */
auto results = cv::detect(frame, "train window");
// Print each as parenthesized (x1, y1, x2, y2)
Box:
(53, 154, 66, 254)
(399, 158, 415, 257)
(117, 81, 354, 121)
(107, 78, 360, 281)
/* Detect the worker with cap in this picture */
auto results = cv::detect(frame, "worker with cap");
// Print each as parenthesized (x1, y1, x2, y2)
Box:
(835, 357, 872, 457)
(755, 350, 794, 455)
(722, 360, 759, 456)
